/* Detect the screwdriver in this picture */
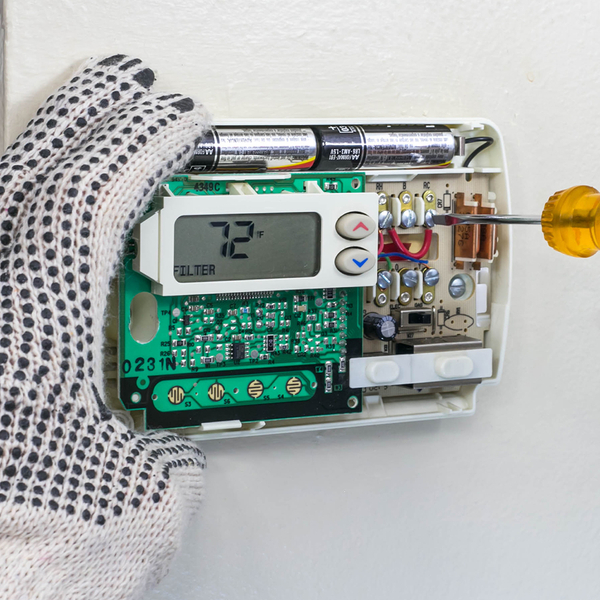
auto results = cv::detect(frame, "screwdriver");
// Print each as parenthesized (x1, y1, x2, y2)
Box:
(429, 185, 600, 258)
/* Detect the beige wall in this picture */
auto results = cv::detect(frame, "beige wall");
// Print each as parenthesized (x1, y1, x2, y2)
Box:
(4, 1, 600, 599)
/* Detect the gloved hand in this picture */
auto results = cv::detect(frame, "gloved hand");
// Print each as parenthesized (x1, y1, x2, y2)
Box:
(0, 54, 210, 599)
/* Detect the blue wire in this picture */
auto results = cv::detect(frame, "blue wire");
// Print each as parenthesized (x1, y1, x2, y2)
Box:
(379, 252, 429, 265)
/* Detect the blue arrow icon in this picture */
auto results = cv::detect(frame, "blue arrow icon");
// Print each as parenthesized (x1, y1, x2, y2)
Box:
(352, 257, 368, 268)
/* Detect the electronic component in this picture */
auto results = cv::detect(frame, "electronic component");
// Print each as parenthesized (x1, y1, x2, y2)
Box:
(232, 342, 246, 361)
(109, 119, 509, 440)
(449, 192, 498, 263)
(476, 194, 497, 261)
(453, 192, 479, 261)
(396, 308, 434, 329)
(133, 178, 379, 295)
(265, 335, 275, 353)
(174, 213, 320, 282)
(120, 283, 361, 428)
(363, 313, 397, 341)
(189, 125, 464, 173)
(119, 172, 366, 429)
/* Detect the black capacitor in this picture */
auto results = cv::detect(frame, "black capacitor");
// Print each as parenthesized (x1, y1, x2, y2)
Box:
(363, 313, 397, 341)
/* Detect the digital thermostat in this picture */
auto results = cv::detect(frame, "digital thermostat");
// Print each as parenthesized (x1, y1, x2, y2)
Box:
(112, 118, 510, 441)
(133, 184, 380, 296)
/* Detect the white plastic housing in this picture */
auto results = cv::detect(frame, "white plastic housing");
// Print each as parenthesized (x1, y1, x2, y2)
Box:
(131, 117, 511, 441)
(134, 191, 379, 296)
(349, 349, 493, 388)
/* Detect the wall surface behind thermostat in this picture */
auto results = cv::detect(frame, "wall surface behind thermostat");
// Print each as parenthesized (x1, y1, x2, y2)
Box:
(3, 1, 600, 599)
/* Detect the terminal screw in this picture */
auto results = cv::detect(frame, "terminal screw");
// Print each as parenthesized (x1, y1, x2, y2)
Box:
(401, 270, 418, 288)
(378, 210, 394, 230)
(377, 270, 392, 290)
(423, 268, 440, 286)
(400, 209, 417, 229)
(423, 190, 435, 204)
(424, 209, 436, 229)
(448, 276, 467, 299)
(375, 292, 388, 306)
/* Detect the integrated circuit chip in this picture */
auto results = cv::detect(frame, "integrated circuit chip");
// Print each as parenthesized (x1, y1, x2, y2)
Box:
(232, 342, 246, 361)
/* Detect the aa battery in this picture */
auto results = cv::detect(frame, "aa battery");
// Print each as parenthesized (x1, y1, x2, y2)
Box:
(190, 127, 318, 173)
(188, 125, 463, 173)
(315, 125, 461, 170)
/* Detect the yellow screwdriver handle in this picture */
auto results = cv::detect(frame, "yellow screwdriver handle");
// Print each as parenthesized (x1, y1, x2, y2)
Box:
(542, 185, 600, 257)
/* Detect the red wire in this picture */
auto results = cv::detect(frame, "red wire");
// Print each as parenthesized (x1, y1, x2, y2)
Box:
(411, 229, 433, 259)
(388, 227, 432, 259)
(388, 228, 412, 255)
(378, 230, 385, 255)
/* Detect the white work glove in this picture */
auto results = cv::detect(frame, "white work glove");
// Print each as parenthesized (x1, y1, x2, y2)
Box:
(0, 54, 210, 600)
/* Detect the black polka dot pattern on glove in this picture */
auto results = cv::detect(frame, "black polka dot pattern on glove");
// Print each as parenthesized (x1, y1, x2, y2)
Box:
(0, 55, 210, 600)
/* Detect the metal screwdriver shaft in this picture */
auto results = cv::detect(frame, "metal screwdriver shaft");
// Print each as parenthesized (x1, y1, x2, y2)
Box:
(432, 214, 542, 226)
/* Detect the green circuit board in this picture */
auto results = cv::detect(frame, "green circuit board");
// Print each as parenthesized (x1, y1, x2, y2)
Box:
(118, 173, 364, 429)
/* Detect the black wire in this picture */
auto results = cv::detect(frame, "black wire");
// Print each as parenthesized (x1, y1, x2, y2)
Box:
(463, 136, 494, 169)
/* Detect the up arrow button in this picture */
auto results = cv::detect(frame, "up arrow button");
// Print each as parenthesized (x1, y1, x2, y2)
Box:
(335, 212, 376, 240)
(335, 248, 376, 275)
